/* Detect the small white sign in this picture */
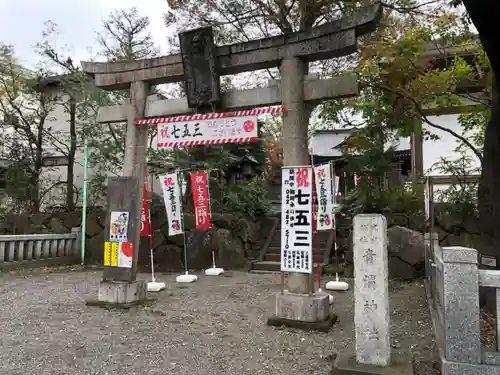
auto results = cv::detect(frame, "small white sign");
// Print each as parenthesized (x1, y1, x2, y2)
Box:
(281, 166, 313, 274)
(159, 172, 184, 236)
(334, 175, 340, 198)
(157, 115, 258, 148)
(314, 163, 334, 231)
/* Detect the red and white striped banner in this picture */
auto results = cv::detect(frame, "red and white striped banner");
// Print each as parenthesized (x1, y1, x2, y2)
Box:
(159, 137, 257, 148)
(135, 105, 286, 125)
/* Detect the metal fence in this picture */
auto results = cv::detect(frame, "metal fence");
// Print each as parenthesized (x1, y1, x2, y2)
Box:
(0, 227, 81, 268)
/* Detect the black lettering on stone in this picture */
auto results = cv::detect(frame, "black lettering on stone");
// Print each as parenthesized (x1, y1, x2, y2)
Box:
(179, 27, 221, 109)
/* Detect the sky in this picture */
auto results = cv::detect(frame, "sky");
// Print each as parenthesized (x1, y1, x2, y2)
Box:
(0, 0, 173, 68)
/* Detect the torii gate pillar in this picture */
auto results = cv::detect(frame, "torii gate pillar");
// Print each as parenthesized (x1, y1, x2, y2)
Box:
(266, 58, 333, 330)
(88, 81, 151, 308)
(280, 57, 311, 295)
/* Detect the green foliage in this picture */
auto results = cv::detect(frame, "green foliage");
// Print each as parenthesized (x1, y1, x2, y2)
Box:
(218, 178, 270, 219)
(149, 130, 270, 220)
(317, 5, 489, 219)
(344, 181, 422, 216)
(340, 125, 422, 216)
(431, 151, 479, 218)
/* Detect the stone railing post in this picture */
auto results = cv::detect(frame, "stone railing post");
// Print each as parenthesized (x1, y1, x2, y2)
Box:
(71, 227, 82, 261)
(424, 233, 431, 278)
(441, 246, 480, 364)
(426, 233, 439, 293)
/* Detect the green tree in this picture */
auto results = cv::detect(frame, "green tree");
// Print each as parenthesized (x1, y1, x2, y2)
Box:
(35, 22, 104, 211)
(0, 43, 66, 212)
(315, 4, 490, 223)
(87, 7, 161, 202)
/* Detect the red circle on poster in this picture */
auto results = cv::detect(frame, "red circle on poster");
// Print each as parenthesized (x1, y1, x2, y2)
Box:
(243, 120, 255, 133)
(121, 242, 133, 257)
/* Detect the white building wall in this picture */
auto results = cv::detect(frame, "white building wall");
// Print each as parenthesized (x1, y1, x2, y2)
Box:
(423, 113, 481, 174)
(39, 93, 117, 210)
(39, 93, 161, 210)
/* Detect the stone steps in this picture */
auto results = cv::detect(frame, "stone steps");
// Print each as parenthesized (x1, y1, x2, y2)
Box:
(252, 260, 324, 273)
(252, 260, 281, 272)
(251, 215, 353, 274)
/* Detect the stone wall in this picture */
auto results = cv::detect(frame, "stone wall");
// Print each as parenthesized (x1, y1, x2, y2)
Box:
(0, 211, 278, 272)
(0, 204, 479, 278)
(338, 207, 480, 280)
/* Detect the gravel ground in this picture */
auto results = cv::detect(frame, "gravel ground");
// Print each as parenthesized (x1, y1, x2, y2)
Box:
(0, 267, 438, 375)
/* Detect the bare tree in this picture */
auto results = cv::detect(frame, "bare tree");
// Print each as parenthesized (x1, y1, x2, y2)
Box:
(0, 43, 61, 212)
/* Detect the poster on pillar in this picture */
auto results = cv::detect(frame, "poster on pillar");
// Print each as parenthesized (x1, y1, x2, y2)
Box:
(191, 171, 212, 229)
(281, 167, 313, 274)
(103, 241, 133, 268)
(140, 174, 150, 237)
(159, 172, 184, 236)
(109, 211, 129, 242)
(156, 113, 258, 148)
(314, 163, 334, 231)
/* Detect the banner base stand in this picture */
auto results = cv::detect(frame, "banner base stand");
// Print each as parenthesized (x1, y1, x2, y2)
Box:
(205, 267, 224, 276)
(147, 281, 166, 292)
(325, 280, 349, 292)
(176, 273, 198, 283)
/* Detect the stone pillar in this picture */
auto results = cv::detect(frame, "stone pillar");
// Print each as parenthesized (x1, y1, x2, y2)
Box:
(88, 81, 149, 307)
(410, 119, 424, 183)
(424, 232, 439, 279)
(267, 58, 333, 331)
(123, 81, 149, 278)
(441, 246, 480, 363)
(353, 214, 390, 367)
(411, 118, 425, 210)
(332, 214, 414, 374)
(281, 57, 310, 295)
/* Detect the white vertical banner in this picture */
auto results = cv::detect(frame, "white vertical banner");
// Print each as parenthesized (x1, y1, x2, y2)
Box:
(333, 175, 340, 199)
(281, 166, 313, 273)
(314, 163, 334, 231)
(159, 172, 184, 236)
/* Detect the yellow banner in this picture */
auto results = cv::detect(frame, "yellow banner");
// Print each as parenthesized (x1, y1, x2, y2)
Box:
(111, 242, 118, 267)
(103, 242, 119, 267)
(103, 242, 111, 266)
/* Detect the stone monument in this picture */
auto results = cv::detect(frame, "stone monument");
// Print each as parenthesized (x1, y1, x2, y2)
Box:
(332, 214, 414, 375)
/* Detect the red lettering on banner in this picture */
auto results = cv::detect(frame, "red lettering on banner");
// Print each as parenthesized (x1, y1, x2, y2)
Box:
(190, 171, 212, 229)
(297, 168, 310, 187)
(140, 174, 150, 237)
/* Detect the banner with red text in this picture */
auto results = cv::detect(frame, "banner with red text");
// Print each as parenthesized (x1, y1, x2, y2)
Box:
(191, 171, 212, 229)
(140, 174, 150, 237)
(281, 166, 313, 273)
(157, 115, 258, 148)
(314, 163, 334, 231)
(159, 172, 183, 236)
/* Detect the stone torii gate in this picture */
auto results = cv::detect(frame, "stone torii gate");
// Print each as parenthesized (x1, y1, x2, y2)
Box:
(82, 4, 382, 322)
